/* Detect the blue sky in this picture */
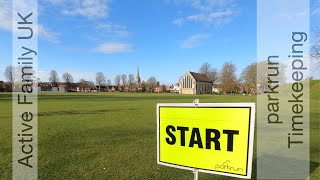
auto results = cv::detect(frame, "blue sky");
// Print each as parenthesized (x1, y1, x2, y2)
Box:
(0, 0, 319, 85)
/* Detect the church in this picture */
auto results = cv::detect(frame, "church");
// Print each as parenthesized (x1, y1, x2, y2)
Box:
(179, 71, 212, 94)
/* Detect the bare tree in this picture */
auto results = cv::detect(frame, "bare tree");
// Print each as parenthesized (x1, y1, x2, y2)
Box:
(199, 62, 211, 75)
(107, 79, 112, 86)
(147, 76, 157, 92)
(121, 74, 127, 86)
(208, 68, 219, 84)
(96, 72, 106, 92)
(62, 72, 73, 87)
(4, 66, 15, 83)
(219, 62, 239, 93)
(311, 28, 320, 67)
(114, 75, 121, 87)
(80, 79, 94, 85)
(240, 63, 257, 94)
(79, 78, 86, 84)
(79, 78, 94, 92)
(199, 62, 219, 84)
(127, 74, 135, 91)
(128, 74, 135, 86)
(49, 70, 59, 86)
(141, 81, 146, 92)
(257, 60, 286, 93)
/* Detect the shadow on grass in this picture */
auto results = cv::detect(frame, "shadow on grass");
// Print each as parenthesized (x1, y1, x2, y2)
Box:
(38, 108, 136, 117)
(39, 95, 198, 101)
(310, 160, 320, 176)
(37, 93, 255, 102)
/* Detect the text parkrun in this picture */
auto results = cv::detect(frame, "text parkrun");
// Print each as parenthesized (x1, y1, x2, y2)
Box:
(265, 32, 307, 149)
(215, 160, 244, 173)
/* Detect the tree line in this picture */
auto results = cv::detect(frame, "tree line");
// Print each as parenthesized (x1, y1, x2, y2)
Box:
(1, 66, 161, 92)
(48, 70, 160, 92)
(198, 61, 286, 95)
(0, 61, 295, 94)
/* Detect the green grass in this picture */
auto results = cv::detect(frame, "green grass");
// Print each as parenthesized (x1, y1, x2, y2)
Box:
(0, 81, 319, 179)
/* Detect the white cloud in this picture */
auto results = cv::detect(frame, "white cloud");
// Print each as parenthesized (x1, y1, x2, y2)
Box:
(188, 0, 234, 11)
(312, 7, 320, 16)
(0, 0, 59, 43)
(0, 0, 11, 31)
(95, 42, 133, 53)
(171, 0, 238, 26)
(180, 34, 211, 48)
(48, 0, 65, 4)
(46, 0, 122, 44)
(49, 0, 110, 19)
(186, 9, 234, 23)
(167, 0, 234, 10)
(95, 23, 129, 38)
(311, 0, 320, 17)
(173, 18, 184, 25)
(37, 25, 60, 43)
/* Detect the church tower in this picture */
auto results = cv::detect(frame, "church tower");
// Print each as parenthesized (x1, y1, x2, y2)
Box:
(136, 66, 141, 88)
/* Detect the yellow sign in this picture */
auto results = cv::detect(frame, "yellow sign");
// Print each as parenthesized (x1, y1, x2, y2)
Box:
(157, 103, 255, 179)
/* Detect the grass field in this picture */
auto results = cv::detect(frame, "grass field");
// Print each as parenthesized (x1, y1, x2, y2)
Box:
(0, 81, 319, 179)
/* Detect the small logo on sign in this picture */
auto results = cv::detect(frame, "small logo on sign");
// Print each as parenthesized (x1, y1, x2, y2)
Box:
(215, 160, 243, 173)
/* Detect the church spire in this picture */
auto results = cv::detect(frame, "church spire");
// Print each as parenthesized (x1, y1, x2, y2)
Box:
(136, 65, 141, 88)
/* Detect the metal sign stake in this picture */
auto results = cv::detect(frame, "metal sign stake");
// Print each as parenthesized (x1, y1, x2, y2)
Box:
(193, 99, 200, 105)
(193, 99, 199, 180)
(193, 169, 199, 180)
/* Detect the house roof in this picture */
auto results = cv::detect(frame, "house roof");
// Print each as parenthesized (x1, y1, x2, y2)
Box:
(189, 71, 212, 83)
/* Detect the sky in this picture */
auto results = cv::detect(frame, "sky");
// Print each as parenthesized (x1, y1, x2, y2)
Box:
(0, 0, 319, 85)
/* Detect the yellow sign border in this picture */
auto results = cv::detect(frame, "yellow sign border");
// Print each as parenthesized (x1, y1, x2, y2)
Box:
(156, 103, 255, 179)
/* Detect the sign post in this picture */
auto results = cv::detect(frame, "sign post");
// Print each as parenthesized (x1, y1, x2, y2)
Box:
(193, 169, 198, 180)
(193, 99, 199, 180)
(157, 102, 255, 179)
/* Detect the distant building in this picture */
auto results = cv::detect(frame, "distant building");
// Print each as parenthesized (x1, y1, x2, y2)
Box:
(35, 82, 94, 92)
(95, 85, 109, 92)
(0, 81, 5, 92)
(169, 83, 180, 93)
(212, 85, 222, 93)
(35, 82, 62, 92)
(179, 71, 212, 94)
(154, 86, 165, 93)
